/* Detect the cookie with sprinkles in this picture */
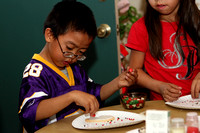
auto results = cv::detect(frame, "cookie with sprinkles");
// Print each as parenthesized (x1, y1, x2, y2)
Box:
(85, 115, 115, 123)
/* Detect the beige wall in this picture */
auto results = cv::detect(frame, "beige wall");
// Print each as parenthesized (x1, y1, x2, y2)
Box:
(129, 0, 146, 15)
(196, 0, 200, 9)
(117, 0, 146, 65)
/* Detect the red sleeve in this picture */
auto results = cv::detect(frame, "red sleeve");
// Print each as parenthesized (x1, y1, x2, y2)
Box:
(125, 17, 149, 52)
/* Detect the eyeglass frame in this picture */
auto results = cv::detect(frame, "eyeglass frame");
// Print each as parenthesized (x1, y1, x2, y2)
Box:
(56, 38, 86, 61)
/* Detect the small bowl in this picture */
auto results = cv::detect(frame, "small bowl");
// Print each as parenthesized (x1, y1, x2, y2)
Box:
(120, 92, 147, 109)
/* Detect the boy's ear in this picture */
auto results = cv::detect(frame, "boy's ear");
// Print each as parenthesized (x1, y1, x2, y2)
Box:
(44, 28, 54, 42)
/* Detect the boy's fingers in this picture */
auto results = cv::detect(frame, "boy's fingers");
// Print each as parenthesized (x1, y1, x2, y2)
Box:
(87, 97, 99, 116)
(91, 99, 99, 113)
(84, 106, 90, 114)
(126, 71, 137, 81)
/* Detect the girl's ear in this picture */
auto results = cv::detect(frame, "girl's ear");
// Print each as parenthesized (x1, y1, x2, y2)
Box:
(44, 28, 54, 42)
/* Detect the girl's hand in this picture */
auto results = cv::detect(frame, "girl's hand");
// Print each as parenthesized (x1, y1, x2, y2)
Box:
(159, 83, 182, 102)
(69, 90, 99, 116)
(118, 66, 138, 88)
(191, 72, 200, 98)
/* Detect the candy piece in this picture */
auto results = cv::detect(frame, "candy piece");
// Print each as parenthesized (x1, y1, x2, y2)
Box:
(129, 105, 133, 109)
(91, 114, 96, 117)
(129, 68, 133, 72)
(133, 100, 139, 104)
(133, 98, 137, 100)
(129, 101, 134, 105)
(122, 99, 127, 103)
(126, 100, 130, 104)
(124, 97, 129, 101)
(140, 99, 144, 103)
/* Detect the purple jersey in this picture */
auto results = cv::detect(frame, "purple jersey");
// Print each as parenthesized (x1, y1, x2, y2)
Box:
(18, 54, 102, 132)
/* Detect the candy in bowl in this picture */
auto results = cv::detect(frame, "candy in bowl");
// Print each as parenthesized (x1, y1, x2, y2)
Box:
(120, 92, 147, 109)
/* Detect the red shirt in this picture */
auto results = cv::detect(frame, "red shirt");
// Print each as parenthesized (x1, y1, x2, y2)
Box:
(126, 17, 200, 100)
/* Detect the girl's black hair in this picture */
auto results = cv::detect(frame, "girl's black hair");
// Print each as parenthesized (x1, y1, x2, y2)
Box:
(43, 0, 97, 39)
(145, 0, 200, 60)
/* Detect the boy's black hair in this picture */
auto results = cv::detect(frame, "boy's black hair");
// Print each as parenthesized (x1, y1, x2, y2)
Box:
(43, 0, 97, 39)
(62, 0, 76, 2)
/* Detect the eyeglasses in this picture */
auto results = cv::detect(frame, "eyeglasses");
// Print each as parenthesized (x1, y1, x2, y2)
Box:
(56, 38, 86, 61)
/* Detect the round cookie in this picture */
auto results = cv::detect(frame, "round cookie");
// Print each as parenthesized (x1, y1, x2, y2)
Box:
(85, 115, 115, 123)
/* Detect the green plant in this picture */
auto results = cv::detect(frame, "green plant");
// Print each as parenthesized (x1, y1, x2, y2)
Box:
(119, 6, 142, 40)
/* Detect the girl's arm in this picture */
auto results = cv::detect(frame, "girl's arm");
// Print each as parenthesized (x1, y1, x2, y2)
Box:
(129, 50, 162, 93)
(191, 72, 200, 98)
(129, 50, 181, 101)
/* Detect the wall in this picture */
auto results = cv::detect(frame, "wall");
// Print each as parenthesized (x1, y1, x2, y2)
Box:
(196, 0, 200, 9)
(119, 0, 146, 66)
(129, 0, 146, 15)
(0, 0, 58, 132)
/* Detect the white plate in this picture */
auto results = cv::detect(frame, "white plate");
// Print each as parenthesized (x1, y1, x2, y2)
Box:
(72, 110, 145, 130)
(165, 95, 200, 109)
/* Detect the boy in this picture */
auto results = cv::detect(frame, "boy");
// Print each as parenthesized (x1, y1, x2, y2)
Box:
(18, 0, 137, 132)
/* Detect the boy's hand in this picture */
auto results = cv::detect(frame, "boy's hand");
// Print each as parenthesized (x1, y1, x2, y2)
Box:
(69, 90, 99, 116)
(118, 66, 137, 88)
(191, 72, 200, 98)
(159, 83, 182, 102)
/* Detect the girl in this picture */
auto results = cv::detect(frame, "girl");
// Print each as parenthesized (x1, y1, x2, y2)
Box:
(126, 0, 200, 102)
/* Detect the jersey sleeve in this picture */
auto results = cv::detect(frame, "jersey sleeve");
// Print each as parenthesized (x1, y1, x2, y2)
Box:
(86, 78, 103, 107)
(125, 17, 149, 52)
(18, 63, 49, 132)
(72, 64, 104, 107)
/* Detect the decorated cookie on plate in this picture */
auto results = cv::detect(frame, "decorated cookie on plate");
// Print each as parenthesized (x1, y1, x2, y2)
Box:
(85, 115, 115, 123)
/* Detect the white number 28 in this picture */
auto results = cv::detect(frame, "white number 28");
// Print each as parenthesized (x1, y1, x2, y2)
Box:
(23, 63, 43, 78)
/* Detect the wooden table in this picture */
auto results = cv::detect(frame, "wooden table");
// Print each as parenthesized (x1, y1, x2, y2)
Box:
(36, 100, 200, 133)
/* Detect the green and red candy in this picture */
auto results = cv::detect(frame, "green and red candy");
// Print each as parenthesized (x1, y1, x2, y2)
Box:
(121, 94, 146, 109)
